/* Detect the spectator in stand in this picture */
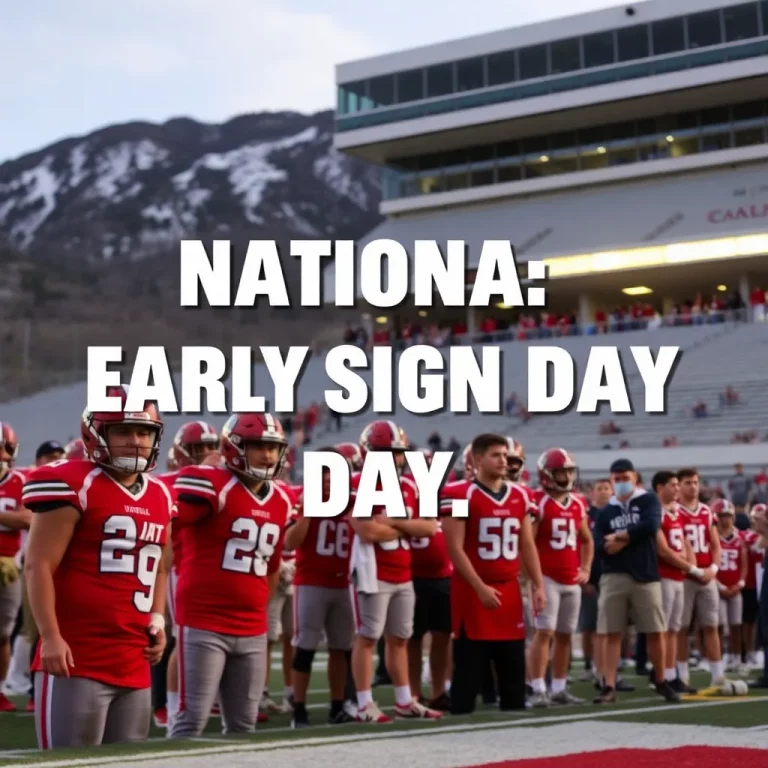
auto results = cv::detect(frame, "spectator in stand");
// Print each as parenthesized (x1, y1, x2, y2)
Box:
(750, 285, 766, 322)
(427, 431, 443, 453)
(304, 402, 320, 442)
(692, 401, 708, 418)
(753, 467, 768, 505)
(720, 386, 740, 407)
(372, 326, 390, 346)
(728, 464, 752, 530)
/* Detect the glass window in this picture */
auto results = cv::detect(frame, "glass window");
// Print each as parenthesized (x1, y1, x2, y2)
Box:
(676, 111, 699, 130)
(420, 153, 443, 171)
(609, 122, 636, 141)
(606, 147, 637, 166)
(519, 45, 547, 79)
(617, 24, 650, 61)
(521, 136, 548, 154)
(687, 10, 723, 49)
(723, 3, 760, 42)
(426, 63, 453, 98)
(580, 149, 609, 171)
(700, 106, 730, 126)
(578, 126, 605, 145)
(468, 145, 495, 162)
(763, 2, 768, 34)
(396, 69, 424, 103)
(471, 168, 495, 187)
(638, 137, 671, 162)
(497, 140, 520, 158)
(670, 137, 698, 158)
(701, 133, 731, 152)
(583, 31, 615, 68)
(734, 127, 764, 146)
(339, 81, 367, 113)
(456, 57, 484, 92)
(444, 171, 469, 191)
(388, 157, 419, 172)
(369, 75, 395, 108)
(420, 175, 443, 195)
(733, 100, 764, 120)
(497, 163, 522, 183)
(549, 131, 577, 150)
(488, 50, 516, 86)
(651, 17, 685, 55)
(637, 117, 657, 136)
(550, 38, 581, 74)
(442, 149, 468, 167)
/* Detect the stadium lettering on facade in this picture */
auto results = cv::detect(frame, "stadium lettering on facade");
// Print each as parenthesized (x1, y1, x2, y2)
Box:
(707, 203, 768, 224)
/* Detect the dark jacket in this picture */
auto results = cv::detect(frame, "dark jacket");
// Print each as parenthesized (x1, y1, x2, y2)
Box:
(587, 505, 602, 586)
(594, 489, 662, 583)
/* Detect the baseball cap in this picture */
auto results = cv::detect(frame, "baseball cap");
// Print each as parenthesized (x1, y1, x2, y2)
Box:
(35, 440, 64, 459)
(609, 458, 635, 474)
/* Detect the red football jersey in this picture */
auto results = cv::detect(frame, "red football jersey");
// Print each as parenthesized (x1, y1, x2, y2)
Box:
(349, 471, 415, 584)
(718, 533, 745, 589)
(439, 479, 528, 641)
(658, 509, 687, 582)
(0, 469, 26, 557)
(276, 481, 301, 564)
(173, 466, 292, 635)
(23, 459, 174, 689)
(408, 474, 452, 580)
(292, 511, 352, 588)
(678, 502, 715, 570)
(741, 529, 763, 589)
(531, 492, 586, 585)
(157, 471, 183, 572)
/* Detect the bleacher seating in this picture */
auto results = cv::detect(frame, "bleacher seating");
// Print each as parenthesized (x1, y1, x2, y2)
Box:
(3, 320, 767, 466)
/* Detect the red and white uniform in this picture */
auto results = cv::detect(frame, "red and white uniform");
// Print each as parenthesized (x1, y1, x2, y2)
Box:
(439, 479, 528, 640)
(173, 466, 293, 636)
(409, 474, 452, 580)
(0, 469, 25, 558)
(678, 502, 716, 571)
(659, 508, 687, 582)
(23, 460, 174, 689)
(741, 528, 763, 590)
(718, 533, 745, 589)
(349, 472, 416, 584)
(530, 491, 586, 586)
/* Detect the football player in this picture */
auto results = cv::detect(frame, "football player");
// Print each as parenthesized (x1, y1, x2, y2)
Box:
(349, 420, 441, 723)
(527, 449, 592, 707)
(0, 422, 29, 714)
(441, 433, 545, 715)
(155, 421, 219, 728)
(741, 505, 765, 669)
(23, 388, 173, 748)
(168, 413, 294, 737)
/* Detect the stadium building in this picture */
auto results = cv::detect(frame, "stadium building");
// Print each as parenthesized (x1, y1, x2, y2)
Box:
(327, 0, 768, 333)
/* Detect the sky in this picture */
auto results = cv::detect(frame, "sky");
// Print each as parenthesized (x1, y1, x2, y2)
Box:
(2, 0, 621, 162)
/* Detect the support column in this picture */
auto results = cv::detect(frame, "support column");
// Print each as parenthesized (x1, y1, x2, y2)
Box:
(466, 306, 477, 333)
(739, 274, 750, 306)
(578, 294, 593, 329)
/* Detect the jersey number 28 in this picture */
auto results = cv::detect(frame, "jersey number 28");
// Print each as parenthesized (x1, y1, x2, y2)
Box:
(222, 518, 282, 576)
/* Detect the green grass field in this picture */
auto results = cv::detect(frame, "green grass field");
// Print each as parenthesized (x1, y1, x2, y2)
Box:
(1, 659, 766, 766)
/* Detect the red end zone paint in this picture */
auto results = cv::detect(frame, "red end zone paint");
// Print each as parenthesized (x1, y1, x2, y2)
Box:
(467, 746, 768, 768)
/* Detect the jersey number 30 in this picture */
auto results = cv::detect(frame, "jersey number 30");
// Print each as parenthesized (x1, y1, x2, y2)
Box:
(100, 515, 163, 613)
(222, 518, 282, 576)
(478, 517, 520, 560)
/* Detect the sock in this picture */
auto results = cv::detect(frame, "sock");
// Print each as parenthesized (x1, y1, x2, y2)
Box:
(664, 668, 676, 682)
(531, 677, 546, 694)
(330, 699, 343, 717)
(710, 659, 724, 682)
(551, 678, 566, 694)
(677, 661, 689, 683)
(394, 685, 412, 706)
(294, 701, 307, 716)
(584, 658, 592, 671)
(357, 689, 373, 709)
(284, 686, 293, 699)
(167, 692, 179, 715)
(445, 679, 451, 693)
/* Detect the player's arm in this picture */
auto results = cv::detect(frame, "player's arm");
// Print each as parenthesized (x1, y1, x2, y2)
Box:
(577, 516, 594, 580)
(519, 514, 544, 597)
(441, 516, 493, 596)
(24, 504, 79, 677)
(0, 506, 31, 530)
(709, 523, 722, 576)
(172, 471, 217, 527)
(349, 516, 401, 543)
(283, 512, 310, 551)
(737, 542, 748, 591)
(656, 529, 700, 576)
(388, 517, 437, 538)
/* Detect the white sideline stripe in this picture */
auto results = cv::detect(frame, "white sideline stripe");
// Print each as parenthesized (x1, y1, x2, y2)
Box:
(1, 696, 764, 768)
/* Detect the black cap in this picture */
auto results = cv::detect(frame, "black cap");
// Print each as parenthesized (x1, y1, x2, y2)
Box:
(610, 458, 635, 474)
(35, 440, 64, 459)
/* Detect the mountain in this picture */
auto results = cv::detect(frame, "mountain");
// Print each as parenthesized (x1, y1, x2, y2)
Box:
(0, 110, 382, 262)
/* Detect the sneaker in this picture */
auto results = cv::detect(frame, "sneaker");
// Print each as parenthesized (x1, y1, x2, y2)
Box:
(615, 677, 635, 692)
(669, 678, 697, 695)
(343, 700, 358, 718)
(260, 693, 282, 714)
(654, 681, 681, 703)
(328, 707, 355, 724)
(549, 690, 584, 705)
(428, 692, 452, 712)
(394, 698, 443, 719)
(579, 669, 595, 683)
(211, 703, 221, 716)
(257, 711, 269, 723)
(529, 691, 550, 708)
(0, 694, 17, 713)
(355, 702, 392, 723)
(593, 686, 616, 704)
(281, 695, 295, 714)
(153, 707, 168, 727)
(25, 699, 35, 713)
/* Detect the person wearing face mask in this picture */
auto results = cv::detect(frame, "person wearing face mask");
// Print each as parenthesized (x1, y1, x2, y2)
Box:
(592, 459, 672, 704)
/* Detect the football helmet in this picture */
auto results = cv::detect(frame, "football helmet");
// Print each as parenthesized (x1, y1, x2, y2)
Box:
(336, 442, 364, 471)
(0, 422, 19, 472)
(506, 437, 525, 482)
(751, 503, 767, 524)
(712, 498, 735, 517)
(359, 420, 408, 454)
(172, 421, 219, 467)
(537, 448, 577, 493)
(166, 445, 179, 472)
(220, 412, 287, 481)
(64, 438, 87, 461)
(81, 385, 163, 473)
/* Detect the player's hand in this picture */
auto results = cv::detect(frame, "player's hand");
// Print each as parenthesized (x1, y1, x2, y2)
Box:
(604, 534, 625, 555)
(532, 584, 546, 613)
(144, 625, 167, 665)
(582, 582, 596, 596)
(40, 634, 74, 678)
(476, 582, 502, 608)
(575, 567, 590, 585)
(699, 568, 714, 584)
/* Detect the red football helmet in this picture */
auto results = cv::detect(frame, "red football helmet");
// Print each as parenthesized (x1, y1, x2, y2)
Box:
(166, 445, 179, 472)
(537, 448, 577, 493)
(506, 437, 526, 482)
(712, 498, 735, 517)
(64, 438, 87, 460)
(359, 420, 408, 454)
(172, 421, 219, 467)
(220, 413, 287, 481)
(336, 442, 363, 471)
(0, 422, 19, 471)
(81, 385, 163, 473)
(751, 503, 768, 524)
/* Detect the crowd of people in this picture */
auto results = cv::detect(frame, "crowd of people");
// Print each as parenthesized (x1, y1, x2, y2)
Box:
(0, 400, 766, 752)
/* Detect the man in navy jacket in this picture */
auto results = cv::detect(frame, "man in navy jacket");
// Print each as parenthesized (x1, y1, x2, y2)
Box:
(593, 459, 678, 704)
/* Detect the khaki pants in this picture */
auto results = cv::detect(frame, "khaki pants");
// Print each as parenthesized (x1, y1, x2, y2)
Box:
(597, 573, 665, 634)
